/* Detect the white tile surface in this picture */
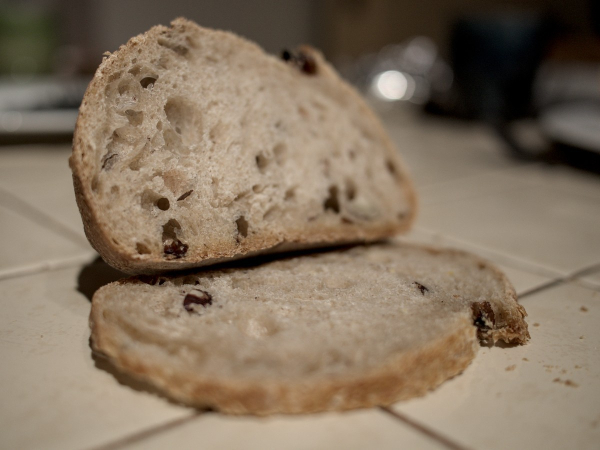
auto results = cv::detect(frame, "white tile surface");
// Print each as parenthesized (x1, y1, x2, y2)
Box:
(415, 166, 600, 275)
(0, 204, 92, 279)
(391, 282, 600, 450)
(383, 112, 523, 188)
(0, 266, 191, 450)
(118, 409, 444, 450)
(578, 268, 600, 291)
(0, 146, 85, 238)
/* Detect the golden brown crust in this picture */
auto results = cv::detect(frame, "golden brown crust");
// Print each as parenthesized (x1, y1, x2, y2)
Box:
(90, 311, 476, 415)
(70, 18, 417, 274)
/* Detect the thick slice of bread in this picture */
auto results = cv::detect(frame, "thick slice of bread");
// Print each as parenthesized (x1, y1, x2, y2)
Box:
(90, 242, 529, 415)
(70, 18, 417, 274)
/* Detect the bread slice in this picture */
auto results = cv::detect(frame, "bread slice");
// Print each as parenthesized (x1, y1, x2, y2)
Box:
(70, 18, 417, 274)
(90, 242, 529, 415)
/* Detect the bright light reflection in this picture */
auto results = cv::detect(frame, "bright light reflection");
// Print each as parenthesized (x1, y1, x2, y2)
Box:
(371, 70, 415, 102)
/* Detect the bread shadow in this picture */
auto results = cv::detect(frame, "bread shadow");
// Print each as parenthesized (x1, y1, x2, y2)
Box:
(77, 256, 127, 302)
(91, 345, 214, 412)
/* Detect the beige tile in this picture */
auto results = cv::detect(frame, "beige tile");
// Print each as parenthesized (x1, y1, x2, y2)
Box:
(383, 113, 523, 188)
(119, 409, 444, 450)
(0, 266, 191, 450)
(578, 269, 600, 292)
(0, 204, 92, 279)
(391, 282, 600, 450)
(415, 168, 600, 274)
(0, 145, 85, 238)
(399, 229, 556, 295)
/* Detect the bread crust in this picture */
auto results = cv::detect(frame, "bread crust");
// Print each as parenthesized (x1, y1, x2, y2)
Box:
(91, 313, 477, 415)
(70, 19, 418, 274)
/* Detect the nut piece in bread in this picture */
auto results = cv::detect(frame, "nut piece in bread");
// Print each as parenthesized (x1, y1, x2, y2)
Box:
(70, 19, 417, 274)
(90, 242, 529, 415)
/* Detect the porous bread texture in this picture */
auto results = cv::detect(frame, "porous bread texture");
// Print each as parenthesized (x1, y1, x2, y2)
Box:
(90, 242, 529, 415)
(70, 18, 417, 274)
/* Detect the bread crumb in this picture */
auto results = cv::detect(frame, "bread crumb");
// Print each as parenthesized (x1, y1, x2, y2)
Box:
(505, 365, 516, 371)
(533, 322, 540, 327)
(580, 306, 588, 312)
(575, 365, 581, 369)
(522, 357, 529, 361)
(579, 336, 584, 340)
(553, 378, 579, 388)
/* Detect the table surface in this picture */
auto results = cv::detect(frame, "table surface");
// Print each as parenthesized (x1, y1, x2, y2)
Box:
(1, 109, 599, 450)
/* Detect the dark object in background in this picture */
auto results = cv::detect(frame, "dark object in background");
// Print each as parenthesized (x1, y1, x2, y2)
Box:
(450, 12, 550, 123)
(450, 12, 552, 160)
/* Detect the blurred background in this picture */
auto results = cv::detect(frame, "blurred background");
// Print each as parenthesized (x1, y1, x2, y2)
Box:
(0, 0, 599, 169)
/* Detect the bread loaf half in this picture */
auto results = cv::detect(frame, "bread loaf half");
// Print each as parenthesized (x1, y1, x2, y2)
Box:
(90, 242, 529, 415)
(70, 18, 417, 274)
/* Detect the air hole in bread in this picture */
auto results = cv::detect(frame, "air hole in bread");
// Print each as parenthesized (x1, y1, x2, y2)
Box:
(162, 219, 182, 242)
(111, 185, 119, 195)
(252, 184, 265, 193)
(117, 79, 136, 96)
(136, 242, 151, 254)
(91, 175, 99, 192)
(125, 110, 143, 126)
(164, 97, 199, 145)
(156, 121, 163, 130)
(139, 76, 157, 89)
(236, 216, 249, 238)
(263, 206, 278, 220)
(348, 149, 356, 160)
(157, 37, 189, 57)
(141, 189, 161, 210)
(156, 197, 170, 211)
(163, 128, 185, 154)
(345, 179, 357, 201)
(284, 187, 296, 201)
(177, 190, 193, 201)
(323, 186, 340, 213)
(255, 154, 269, 172)
(273, 143, 286, 164)
(298, 105, 309, 119)
(101, 152, 118, 170)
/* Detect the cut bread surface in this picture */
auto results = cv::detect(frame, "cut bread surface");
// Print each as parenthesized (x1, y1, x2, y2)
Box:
(71, 18, 417, 274)
(90, 242, 529, 415)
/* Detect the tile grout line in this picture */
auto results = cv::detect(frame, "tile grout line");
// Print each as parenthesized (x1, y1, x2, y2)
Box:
(414, 226, 563, 280)
(518, 261, 600, 299)
(85, 412, 202, 450)
(379, 406, 471, 450)
(0, 253, 95, 282)
(0, 185, 90, 248)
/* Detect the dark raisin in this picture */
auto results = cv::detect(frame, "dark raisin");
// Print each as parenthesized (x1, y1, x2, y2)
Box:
(183, 290, 212, 312)
(164, 239, 188, 258)
(177, 190, 193, 201)
(300, 53, 317, 74)
(414, 281, 429, 295)
(323, 186, 340, 213)
(280, 48, 317, 75)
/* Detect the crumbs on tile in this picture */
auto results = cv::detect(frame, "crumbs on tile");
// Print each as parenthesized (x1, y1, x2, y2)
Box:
(505, 365, 516, 371)
(522, 357, 529, 362)
(533, 323, 540, 327)
(553, 378, 579, 388)
(580, 306, 588, 312)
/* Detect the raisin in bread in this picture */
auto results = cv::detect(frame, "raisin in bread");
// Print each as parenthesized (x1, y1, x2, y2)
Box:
(90, 242, 529, 415)
(70, 18, 417, 274)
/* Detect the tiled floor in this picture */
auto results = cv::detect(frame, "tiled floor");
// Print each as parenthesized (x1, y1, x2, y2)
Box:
(1, 109, 599, 449)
